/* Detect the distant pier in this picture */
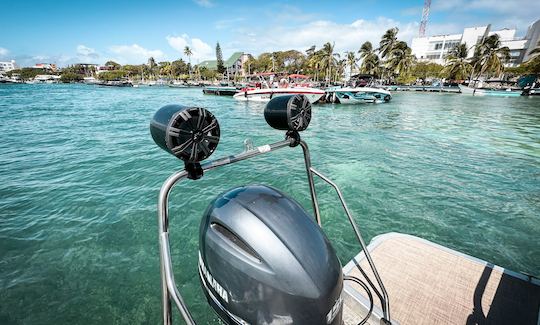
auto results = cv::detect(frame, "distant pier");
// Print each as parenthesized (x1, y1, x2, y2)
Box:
(383, 85, 461, 93)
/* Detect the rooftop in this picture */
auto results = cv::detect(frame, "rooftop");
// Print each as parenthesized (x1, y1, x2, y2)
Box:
(198, 52, 244, 70)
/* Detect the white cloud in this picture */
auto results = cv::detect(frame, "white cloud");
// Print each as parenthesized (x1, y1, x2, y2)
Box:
(433, 0, 540, 14)
(0, 47, 8, 57)
(194, 0, 213, 8)
(76, 45, 98, 58)
(431, 0, 540, 32)
(76, 45, 100, 63)
(231, 17, 418, 56)
(108, 44, 164, 64)
(166, 35, 188, 53)
(166, 35, 214, 62)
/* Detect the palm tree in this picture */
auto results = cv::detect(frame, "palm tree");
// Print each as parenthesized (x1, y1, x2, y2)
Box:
(358, 41, 380, 75)
(320, 42, 339, 83)
(386, 41, 416, 76)
(443, 43, 472, 80)
(379, 28, 399, 59)
(472, 34, 510, 80)
(306, 45, 316, 57)
(159, 61, 172, 79)
(346, 51, 358, 80)
(147, 57, 157, 79)
(334, 58, 346, 82)
(184, 46, 193, 79)
(310, 56, 323, 82)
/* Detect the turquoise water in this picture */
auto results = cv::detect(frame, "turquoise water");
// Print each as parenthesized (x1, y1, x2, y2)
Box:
(0, 84, 539, 324)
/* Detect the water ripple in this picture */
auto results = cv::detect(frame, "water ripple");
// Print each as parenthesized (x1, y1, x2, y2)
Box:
(0, 84, 539, 324)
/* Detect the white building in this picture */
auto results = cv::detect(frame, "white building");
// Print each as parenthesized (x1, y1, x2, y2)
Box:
(198, 52, 253, 77)
(0, 60, 18, 74)
(411, 21, 538, 67)
(33, 63, 57, 71)
(523, 19, 540, 62)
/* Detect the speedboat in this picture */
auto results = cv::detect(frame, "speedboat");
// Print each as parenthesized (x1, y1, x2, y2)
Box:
(233, 73, 325, 103)
(149, 95, 540, 325)
(234, 87, 325, 103)
(326, 87, 392, 104)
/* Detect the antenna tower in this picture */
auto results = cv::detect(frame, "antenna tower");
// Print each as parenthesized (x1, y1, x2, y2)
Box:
(419, 0, 431, 37)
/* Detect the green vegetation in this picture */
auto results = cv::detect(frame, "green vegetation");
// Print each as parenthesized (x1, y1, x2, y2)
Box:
(7, 68, 49, 80)
(98, 70, 127, 81)
(469, 34, 510, 80)
(241, 27, 537, 85)
(442, 44, 471, 80)
(105, 61, 121, 69)
(60, 72, 84, 83)
(184, 46, 193, 78)
(413, 62, 444, 82)
(358, 42, 380, 75)
(22, 30, 537, 85)
(522, 40, 540, 74)
(216, 42, 225, 74)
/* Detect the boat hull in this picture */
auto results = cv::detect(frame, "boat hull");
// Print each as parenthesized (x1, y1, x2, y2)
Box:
(458, 85, 522, 97)
(328, 87, 392, 104)
(203, 86, 238, 96)
(233, 87, 325, 103)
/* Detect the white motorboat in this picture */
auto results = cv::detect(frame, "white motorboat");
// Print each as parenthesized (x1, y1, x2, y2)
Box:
(234, 87, 325, 103)
(326, 87, 392, 104)
(233, 73, 325, 103)
(83, 77, 99, 84)
(458, 84, 522, 97)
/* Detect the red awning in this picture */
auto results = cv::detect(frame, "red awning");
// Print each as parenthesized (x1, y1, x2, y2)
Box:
(288, 74, 309, 79)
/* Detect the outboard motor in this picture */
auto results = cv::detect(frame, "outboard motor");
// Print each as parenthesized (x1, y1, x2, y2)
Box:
(152, 94, 390, 325)
(199, 185, 343, 325)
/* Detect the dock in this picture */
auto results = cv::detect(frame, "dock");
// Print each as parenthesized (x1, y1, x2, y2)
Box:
(342, 233, 540, 325)
(384, 86, 461, 93)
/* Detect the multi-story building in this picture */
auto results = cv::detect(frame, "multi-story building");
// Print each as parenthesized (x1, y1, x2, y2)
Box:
(33, 63, 57, 72)
(198, 52, 252, 76)
(96, 65, 117, 74)
(523, 19, 540, 62)
(411, 19, 539, 67)
(0, 60, 18, 74)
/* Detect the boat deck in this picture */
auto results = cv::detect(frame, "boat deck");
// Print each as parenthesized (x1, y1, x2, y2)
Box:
(342, 233, 540, 325)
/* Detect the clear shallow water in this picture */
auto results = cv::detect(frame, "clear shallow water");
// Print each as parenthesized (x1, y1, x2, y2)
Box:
(0, 84, 539, 324)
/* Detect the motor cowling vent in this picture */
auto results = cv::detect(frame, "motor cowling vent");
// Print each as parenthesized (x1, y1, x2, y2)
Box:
(150, 105, 220, 162)
(199, 185, 343, 325)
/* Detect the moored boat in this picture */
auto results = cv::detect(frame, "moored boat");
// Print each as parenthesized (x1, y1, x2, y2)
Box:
(203, 85, 239, 96)
(233, 73, 325, 103)
(233, 87, 325, 102)
(97, 80, 133, 87)
(458, 84, 522, 97)
(326, 87, 392, 104)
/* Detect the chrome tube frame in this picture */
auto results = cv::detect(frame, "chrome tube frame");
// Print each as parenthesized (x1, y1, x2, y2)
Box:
(310, 167, 391, 323)
(157, 136, 391, 324)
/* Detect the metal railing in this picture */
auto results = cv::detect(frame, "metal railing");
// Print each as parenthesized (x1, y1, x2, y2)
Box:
(157, 137, 391, 324)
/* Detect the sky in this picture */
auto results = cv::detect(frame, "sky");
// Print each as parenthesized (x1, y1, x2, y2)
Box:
(0, 0, 539, 67)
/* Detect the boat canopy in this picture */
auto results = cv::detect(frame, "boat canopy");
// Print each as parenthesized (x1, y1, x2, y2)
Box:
(288, 74, 309, 79)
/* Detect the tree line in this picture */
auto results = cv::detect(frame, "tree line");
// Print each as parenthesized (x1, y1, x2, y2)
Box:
(245, 28, 539, 84)
(6, 30, 539, 83)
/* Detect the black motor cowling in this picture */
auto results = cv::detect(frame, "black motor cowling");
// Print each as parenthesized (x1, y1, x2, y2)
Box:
(199, 185, 343, 325)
